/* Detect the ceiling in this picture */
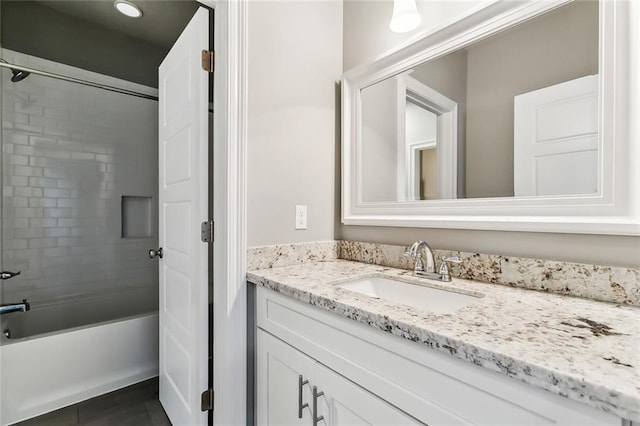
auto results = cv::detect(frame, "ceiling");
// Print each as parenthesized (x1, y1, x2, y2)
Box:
(33, 0, 201, 49)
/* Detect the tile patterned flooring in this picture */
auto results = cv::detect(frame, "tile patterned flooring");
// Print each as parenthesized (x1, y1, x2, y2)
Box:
(15, 378, 171, 426)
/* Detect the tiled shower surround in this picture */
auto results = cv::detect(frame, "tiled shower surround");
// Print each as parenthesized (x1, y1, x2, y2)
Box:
(1, 50, 158, 307)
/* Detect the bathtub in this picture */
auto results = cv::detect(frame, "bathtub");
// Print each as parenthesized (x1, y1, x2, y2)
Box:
(0, 288, 159, 425)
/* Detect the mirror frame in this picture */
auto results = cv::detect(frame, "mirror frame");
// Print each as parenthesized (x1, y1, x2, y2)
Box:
(342, 0, 639, 235)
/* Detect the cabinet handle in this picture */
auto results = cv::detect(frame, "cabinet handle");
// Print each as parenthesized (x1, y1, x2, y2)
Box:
(312, 385, 324, 426)
(298, 375, 309, 419)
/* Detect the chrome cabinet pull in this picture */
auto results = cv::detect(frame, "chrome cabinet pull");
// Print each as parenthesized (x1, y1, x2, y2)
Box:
(312, 386, 324, 426)
(298, 375, 309, 419)
(148, 248, 163, 259)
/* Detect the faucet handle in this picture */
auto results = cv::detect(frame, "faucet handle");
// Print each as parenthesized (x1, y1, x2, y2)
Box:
(438, 256, 463, 282)
(405, 249, 425, 273)
(441, 256, 462, 264)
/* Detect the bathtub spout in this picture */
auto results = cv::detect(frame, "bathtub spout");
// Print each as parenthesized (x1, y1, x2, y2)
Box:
(0, 299, 30, 315)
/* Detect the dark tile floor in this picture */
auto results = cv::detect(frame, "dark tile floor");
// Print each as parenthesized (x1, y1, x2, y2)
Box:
(16, 378, 171, 426)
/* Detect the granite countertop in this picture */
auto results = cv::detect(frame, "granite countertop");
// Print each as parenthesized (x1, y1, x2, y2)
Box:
(247, 260, 640, 421)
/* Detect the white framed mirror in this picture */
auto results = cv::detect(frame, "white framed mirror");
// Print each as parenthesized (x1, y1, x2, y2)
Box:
(342, 0, 639, 235)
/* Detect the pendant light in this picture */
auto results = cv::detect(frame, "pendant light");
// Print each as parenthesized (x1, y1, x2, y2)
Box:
(389, 0, 422, 33)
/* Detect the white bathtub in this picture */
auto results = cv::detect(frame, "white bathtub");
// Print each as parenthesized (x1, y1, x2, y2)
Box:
(0, 289, 159, 425)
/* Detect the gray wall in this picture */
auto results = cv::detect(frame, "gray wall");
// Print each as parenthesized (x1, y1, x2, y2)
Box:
(410, 49, 468, 197)
(406, 1, 597, 199)
(465, 0, 598, 198)
(247, 1, 342, 246)
(361, 77, 399, 202)
(1, 0, 167, 87)
(341, 0, 640, 269)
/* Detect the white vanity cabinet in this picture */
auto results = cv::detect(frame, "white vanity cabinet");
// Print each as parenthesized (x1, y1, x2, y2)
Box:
(255, 287, 622, 426)
(257, 330, 314, 425)
(258, 330, 420, 425)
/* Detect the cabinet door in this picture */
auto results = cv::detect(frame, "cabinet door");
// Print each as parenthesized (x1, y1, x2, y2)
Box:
(257, 330, 315, 426)
(314, 363, 423, 426)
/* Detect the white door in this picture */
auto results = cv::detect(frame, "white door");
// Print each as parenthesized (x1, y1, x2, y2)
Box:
(514, 75, 599, 197)
(158, 7, 210, 425)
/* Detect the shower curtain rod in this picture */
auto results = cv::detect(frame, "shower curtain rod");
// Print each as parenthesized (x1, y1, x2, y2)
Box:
(0, 61, 159, 101)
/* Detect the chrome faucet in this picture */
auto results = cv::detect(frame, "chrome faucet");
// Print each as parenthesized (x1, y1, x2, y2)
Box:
(0, 299, 30, 315)
(404, 241, 462, 282)
(406, 241, 437, 275)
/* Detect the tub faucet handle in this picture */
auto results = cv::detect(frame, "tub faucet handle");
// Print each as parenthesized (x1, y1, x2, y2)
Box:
(1, 270, 21, 280)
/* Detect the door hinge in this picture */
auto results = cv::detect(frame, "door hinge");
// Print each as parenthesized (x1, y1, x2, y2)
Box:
(201, 50, 215, 73)
(201, 388, 214, 411)
(201, 220, 214, 243)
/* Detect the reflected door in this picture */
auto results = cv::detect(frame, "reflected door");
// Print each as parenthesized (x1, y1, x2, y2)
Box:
(514, 75, 599, 196)
(158, 7, 209, 425)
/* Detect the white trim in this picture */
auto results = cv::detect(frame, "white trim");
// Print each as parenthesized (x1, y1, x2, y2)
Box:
(397, 75, 457, 200)
(211, 1, 248, 425)
(342, 0, 640, 235)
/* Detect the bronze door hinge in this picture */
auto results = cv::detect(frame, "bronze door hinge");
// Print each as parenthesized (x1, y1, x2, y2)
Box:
(201, 388, 214, 411)
(201, 50, 215, 73)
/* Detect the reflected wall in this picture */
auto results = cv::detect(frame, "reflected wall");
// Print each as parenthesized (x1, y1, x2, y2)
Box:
(358, 0, 598, 202)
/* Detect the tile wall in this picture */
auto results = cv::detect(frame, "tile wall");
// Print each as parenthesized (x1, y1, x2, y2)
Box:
(1, 49, 159, 308)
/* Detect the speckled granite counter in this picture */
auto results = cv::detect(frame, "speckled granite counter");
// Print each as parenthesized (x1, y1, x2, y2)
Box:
(247, 260, 640, 421)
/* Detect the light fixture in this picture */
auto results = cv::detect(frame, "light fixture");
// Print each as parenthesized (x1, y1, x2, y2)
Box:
(114, 0, 142, 18)
(389, 0, 422, 33)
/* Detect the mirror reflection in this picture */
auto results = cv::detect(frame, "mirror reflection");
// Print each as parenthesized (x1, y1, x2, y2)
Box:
(359, 0, 599, 202)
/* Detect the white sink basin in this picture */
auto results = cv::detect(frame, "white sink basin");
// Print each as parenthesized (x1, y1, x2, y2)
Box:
(337, 276, 480, 314)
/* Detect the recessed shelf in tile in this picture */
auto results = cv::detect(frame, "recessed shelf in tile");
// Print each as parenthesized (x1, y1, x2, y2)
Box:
(121, 196, 152, 238)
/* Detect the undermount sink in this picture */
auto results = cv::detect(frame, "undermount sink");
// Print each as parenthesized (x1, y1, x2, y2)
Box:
(337, 276, 480, 314)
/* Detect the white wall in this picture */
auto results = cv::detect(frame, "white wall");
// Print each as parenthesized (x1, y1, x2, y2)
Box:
(343, 0, 480, 71)
(341, 0, 640, 268)
(247, 0, 343, 246)
(405, 101, 436, 145)
(406, 102, 437, 199)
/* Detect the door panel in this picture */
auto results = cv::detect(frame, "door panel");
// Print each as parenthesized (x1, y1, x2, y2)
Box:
(158, 7, 209, 426)
(164, 267, 191, 331)
(164, 202, 191, 256)
(315, 363, 422, 426)
(535, 150, 597, 196)
(514, 75, 598, 197)
(165, 130, 193, 185)
(257, 330, 315, 426)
